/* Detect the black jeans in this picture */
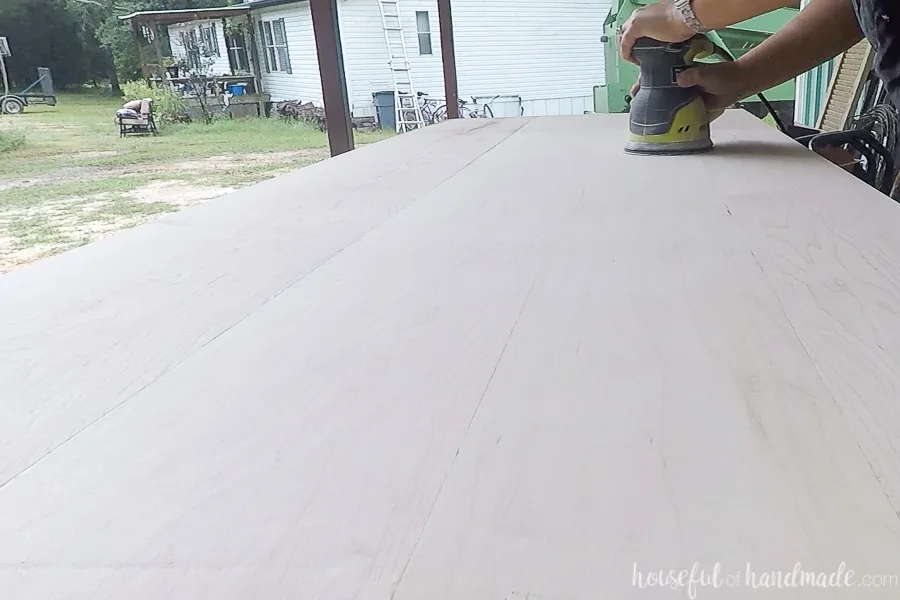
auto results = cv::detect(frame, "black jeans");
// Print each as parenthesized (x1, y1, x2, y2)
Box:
(854, 0, 900, 107)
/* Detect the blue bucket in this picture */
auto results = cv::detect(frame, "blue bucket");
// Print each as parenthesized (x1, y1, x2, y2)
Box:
(228, 83, 247, 96)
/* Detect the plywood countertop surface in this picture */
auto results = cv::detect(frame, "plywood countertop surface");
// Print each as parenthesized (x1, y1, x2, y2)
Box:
(2, 111, 900, 599)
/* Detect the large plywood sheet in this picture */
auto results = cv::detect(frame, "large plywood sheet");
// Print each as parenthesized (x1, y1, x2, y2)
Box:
(2, 112, 900, 599)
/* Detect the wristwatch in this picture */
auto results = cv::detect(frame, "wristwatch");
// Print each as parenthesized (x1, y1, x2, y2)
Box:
(673, 0, 710, 34)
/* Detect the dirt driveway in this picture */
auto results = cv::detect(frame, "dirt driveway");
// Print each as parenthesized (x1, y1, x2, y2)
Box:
(0, 148, 328, 273)
(0, 93, 389, 274)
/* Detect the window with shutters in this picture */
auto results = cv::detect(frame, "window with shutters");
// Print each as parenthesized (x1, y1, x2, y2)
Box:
(200, 23, 220, 57)
(182, 29, 200, 70)
(416, 11, 432, 55)
(258, 18, 292, 73)
(180, 23, 219, 70)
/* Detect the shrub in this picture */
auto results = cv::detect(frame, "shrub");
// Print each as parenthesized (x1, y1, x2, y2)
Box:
(0, 130, 26, 153)
(120, 80, 188, 125)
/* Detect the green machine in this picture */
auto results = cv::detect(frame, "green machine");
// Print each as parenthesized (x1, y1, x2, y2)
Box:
(596, 0, 800, 124)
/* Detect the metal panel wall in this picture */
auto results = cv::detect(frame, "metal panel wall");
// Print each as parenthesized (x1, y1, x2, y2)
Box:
(793, 0, 836, 127)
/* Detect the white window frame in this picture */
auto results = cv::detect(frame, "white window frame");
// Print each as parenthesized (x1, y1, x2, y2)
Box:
(259, 18, 292, 74)
(415, 11, 432, 55)
(225, 28, 249, 74)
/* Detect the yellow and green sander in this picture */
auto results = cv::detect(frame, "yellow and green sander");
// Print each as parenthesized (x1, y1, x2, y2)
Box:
(624, 34, 724, 155)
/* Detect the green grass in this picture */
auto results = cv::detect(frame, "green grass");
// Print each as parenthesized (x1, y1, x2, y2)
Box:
(0, 176, 152, 210)
(6, 216, 68, 248)
(0, 91, 393, 271)
(0, 92, 393, 178)
(0, 131, 26, 153)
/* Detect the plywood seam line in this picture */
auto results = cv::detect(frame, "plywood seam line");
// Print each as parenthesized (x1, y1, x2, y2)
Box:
(0, 120, 532, 495)
(389, 272, 542, 599)
(746, 246, 900, 521)
(0, 368, 168, 492)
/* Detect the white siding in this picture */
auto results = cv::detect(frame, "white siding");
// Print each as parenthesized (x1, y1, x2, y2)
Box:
(168, 20, 231, 76)
(254, 4, 323, 105)
(249, 0, 610, 117)
(452, 0, 608, 116)
(337, 0, 445, 118)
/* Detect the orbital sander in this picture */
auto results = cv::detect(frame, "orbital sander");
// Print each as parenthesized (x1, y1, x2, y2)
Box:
(625, 35, 719, 156)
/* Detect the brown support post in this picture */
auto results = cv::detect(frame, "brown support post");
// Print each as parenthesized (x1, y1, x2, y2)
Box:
(246, 15, 266, 116)
(437, 0, 459, 119)
(132, 20, 151, 83)
(151, 23, 166, 84)
(309, 0, 354, 156)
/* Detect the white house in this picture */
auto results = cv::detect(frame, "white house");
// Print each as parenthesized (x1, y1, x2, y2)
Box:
(168, 0, 609, 119)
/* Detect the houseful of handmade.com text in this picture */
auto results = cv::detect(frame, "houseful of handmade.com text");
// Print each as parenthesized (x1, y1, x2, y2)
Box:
(633, 562, 899, 598)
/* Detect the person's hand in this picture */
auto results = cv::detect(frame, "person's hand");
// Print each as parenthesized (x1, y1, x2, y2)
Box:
(629, 61, 750, 122)
(675, 61, 751, 119)
(618, 0, 693, 64)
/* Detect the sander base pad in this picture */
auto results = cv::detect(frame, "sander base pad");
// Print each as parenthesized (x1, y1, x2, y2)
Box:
(624, 138, 714, 156)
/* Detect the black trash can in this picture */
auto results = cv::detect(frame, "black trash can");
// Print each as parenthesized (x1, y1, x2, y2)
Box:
(373, 91, 396, 131)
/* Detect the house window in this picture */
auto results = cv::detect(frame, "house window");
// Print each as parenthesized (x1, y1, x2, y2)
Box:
(226, 29, 249, 73)
(178, 23, 219, 71)
(416, 11, 432, 55)
(200, 23, 220, 57)
(258, 18, 292, 73)
(181, 29, 202, 70)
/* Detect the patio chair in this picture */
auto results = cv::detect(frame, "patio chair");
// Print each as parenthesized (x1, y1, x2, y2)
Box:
(116, 98, 158, 137)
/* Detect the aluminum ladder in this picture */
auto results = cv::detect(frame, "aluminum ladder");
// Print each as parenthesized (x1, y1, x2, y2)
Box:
(377, 0, 426, 132)
(817, 39, 875, 132)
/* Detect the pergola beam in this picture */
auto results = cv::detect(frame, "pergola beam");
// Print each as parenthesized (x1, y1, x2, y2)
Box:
(119, 7, 250, 27)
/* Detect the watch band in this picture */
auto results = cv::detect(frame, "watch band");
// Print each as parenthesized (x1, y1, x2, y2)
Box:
(674, 0, 710, 33)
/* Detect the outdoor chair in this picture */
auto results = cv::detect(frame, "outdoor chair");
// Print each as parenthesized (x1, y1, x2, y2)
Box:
(116, 98, 158, 137)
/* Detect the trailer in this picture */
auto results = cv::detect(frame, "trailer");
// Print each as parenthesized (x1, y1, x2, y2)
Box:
(0, 36, 57, 115)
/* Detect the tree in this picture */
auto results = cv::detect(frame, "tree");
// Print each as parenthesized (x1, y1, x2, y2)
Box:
(69, 0, 127, 92)
(0, 0, 93, 88)
(0, 0, 238, 90)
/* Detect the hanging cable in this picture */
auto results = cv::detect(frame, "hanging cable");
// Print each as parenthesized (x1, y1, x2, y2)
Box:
(850, 104, 900, 197)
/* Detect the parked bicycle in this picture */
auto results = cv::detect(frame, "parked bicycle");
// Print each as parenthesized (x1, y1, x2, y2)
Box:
(463, 95, 501, 118)
(416, 92, 446, 125)
(429, 95, 499, 123)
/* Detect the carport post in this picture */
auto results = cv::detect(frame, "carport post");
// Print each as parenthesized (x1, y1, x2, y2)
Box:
(437, 0, 459, 119)
(309, 0, 355, 156)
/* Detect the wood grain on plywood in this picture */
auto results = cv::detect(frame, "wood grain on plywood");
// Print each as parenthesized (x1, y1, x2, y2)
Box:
(0, 118, 528, 487)
(1, 112, 899, 599)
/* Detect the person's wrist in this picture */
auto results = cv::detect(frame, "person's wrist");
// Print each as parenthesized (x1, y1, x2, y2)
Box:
(730, 57, 766, 101)
(664, 1, 695, 37)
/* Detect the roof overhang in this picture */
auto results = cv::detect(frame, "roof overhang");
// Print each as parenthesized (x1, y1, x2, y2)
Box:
(244, 0, 304, 9)
(118, 6, 251, 26)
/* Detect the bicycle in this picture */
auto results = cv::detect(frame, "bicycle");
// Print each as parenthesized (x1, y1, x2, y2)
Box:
(416, 91, 445, 125)
(466, 95, 501, 118)
(431, 96, 496, 122)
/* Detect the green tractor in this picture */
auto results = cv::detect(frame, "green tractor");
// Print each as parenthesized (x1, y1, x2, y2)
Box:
(595, 0, 800, 125)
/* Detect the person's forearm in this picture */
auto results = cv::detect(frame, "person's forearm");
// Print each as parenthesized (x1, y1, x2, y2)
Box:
(735, 0, 863, 98)
(691, 0, 797, 30)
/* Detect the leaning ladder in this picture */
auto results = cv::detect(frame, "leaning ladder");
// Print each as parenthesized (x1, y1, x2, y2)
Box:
(817, 39, 875, 132)
(377, 0, 426, 132)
